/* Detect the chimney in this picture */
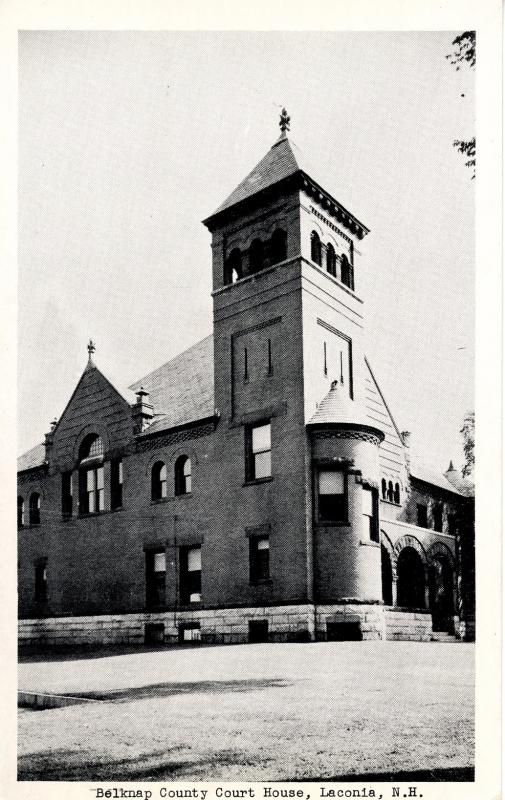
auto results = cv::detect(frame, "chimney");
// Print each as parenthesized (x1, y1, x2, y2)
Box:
(132, 387, 154, 434)
(401, 430, 411, 471)
(44, 418, 58, 461)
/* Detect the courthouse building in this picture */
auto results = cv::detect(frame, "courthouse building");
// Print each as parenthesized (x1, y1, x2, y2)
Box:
(17, 112, 475, 647)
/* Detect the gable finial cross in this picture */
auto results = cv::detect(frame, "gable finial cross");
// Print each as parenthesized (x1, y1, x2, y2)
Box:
(279, 108, 290, 133)
(87, 339, 96, 359)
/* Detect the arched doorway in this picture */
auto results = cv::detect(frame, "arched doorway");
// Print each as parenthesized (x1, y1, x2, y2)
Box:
(396, 547, 425, 608)
(381, 545, 393, 605)
(429, 556, 455, 632)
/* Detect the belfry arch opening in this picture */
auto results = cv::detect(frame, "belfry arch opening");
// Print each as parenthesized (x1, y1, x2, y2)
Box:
(396, 546, 426, 608)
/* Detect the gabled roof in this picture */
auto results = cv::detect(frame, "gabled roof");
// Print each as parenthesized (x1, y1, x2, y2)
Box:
(17, 442, 46, 472)
(129, 334, 215, 436)
(203, 133, 369, 237)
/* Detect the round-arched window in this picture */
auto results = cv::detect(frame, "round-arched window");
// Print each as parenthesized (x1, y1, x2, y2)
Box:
(175, 455, 192, 496)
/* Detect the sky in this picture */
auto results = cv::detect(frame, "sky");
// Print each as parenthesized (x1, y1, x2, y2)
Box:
(18, 31, 474, 472)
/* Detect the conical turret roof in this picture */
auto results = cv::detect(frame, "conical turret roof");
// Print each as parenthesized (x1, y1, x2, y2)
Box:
(308, 380, 385, 439)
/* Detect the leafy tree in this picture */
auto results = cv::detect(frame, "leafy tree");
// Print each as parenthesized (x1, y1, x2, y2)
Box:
(446, 31, 475, 177)
(460, 411, 475, 477)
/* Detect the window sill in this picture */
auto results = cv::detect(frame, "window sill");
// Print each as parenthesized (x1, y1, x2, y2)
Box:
(381, 498, 401, 507)
(359, 539, 380, 548)
(250, 578, 273, 587)
(174, 492, 193, 500)
(315, 520, 350, 527)
(151, 497, 169, 505)
(243, 477, 273, 487)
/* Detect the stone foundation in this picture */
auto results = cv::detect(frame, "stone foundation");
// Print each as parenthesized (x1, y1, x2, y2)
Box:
(384, 608, 433, 641)
(19, 604, 437, 648)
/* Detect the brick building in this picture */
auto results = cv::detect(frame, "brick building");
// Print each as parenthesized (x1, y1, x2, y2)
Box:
(17, 113, 475, 647)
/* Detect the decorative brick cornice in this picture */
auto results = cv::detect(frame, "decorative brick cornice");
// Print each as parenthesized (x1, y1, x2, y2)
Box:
(134, 420, 215, 454)
(313, 428, 383, 446)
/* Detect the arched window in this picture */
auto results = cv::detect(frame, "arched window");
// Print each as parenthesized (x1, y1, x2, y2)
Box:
(175, 455, 192, 496)
(17, 496, 24, 527)
(326, 243, 337, 277)
(381, 479, 387, 500)
(78, 434, 105, 514)
(341, 254, 354, 290)
(151, 461, 167, 501)
(387, 481, 394, 502)
(249, 238, 264, 274)
(270, 228, 287, 265)
(310, 231, 322, 266)
(224, 248, 242, 285)
(394, 482, 401, 504)
(29, 492, 41, 525)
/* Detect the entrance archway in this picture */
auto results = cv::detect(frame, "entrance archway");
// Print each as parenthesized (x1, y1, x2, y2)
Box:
(429, 556, 455, 632)
(381, 545, 393, 605)
(396, 547, 426, 608)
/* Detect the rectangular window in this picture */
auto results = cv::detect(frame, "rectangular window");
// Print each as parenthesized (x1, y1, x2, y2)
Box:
(180, 545, 202, 604)
(179, 623, 201, 643)
(34, 562, 47, 603)
(318, 470, 347, 523)
(145, 549, 166, 609)
(111, 459, 123, 509)
(417, 503, 428, 528)
(250, 536, 270, 583)
(362, 487, 379, 542)
(246, 422, 272, 481)
(82, 466, 105, 514)
(62, 471, 73, 518)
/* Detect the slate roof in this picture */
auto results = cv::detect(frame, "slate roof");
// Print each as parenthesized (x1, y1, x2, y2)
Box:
(129, 334, 215, 436)
(307, 379, 385, 436)
(208, 134, 304, 218)
(204, 133, 368, 236)
(17, 442, 46, 472)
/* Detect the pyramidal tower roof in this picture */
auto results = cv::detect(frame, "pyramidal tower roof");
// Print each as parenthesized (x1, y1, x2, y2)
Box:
(203, 110, 369, 238)
(209, 131, 304, 218)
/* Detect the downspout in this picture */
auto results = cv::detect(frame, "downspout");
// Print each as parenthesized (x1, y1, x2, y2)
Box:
(305, 430, 316, 640)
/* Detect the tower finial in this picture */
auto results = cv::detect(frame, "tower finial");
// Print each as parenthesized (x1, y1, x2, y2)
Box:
(87, 339, 96, 360)
(279, 108, 290, 133)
